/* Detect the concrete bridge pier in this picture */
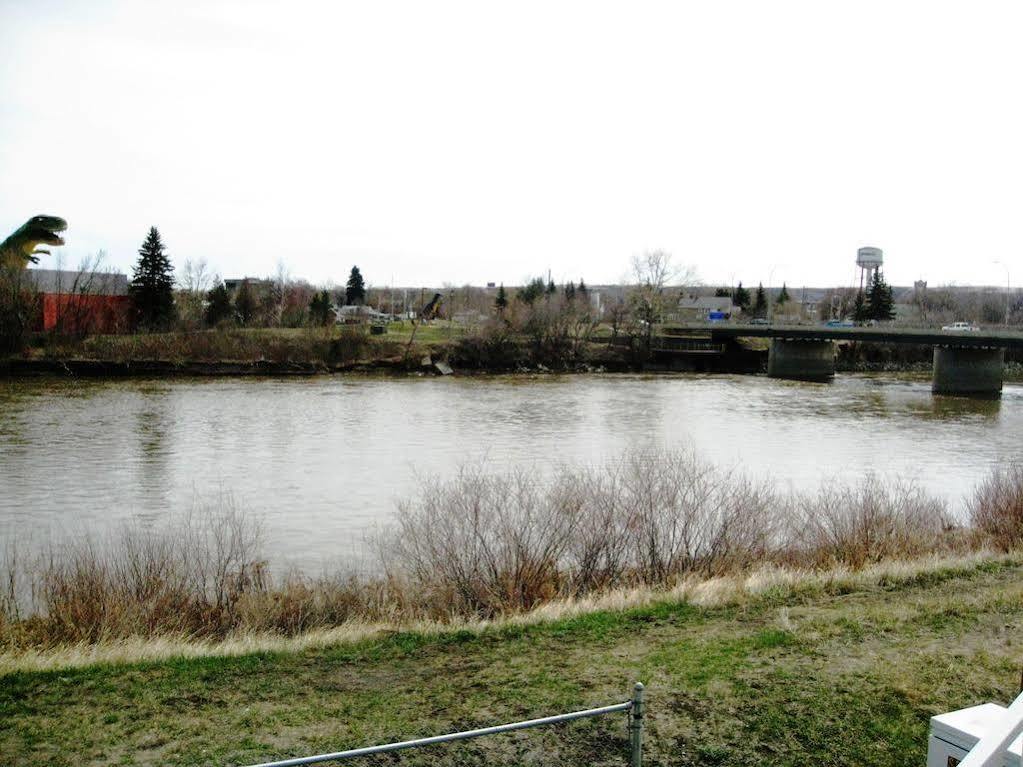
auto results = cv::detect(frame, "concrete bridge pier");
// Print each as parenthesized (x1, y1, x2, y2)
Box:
(767, 339, 836, 381)
(932, 347, 1004, 397)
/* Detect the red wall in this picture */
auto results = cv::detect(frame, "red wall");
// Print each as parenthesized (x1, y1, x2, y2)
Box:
(38, 294, 132, 334)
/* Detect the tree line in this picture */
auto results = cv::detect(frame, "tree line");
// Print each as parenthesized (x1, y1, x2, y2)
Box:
(130, 227, 370, 330)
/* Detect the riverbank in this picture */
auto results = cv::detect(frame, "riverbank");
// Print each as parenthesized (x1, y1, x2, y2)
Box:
(5, 327, 1023, 380)
(2, 326, 635, 377)
(2, 553, 1019, 766)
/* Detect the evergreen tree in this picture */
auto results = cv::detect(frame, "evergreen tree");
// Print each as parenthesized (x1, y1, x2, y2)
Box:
(714, 287, 732, 297)
(518, 277, 546, 305)
(753, 283, 768, 318)
(129, 227, 176, 329)
(853, 291, 869, 323)
(345, 266, 366, 305)
(546, 278, 557, 296)
(733, 282, 751, 311)
(234, 279, 258, 325)
(776, 282, 790, 306)
(204, 281, 233, 326)
(866, 270, 895, 321)
(577, 279, 588, 296)
(494, 283, 508, 312)
(564, 281, 576, 300)
(309, 290, 333, 326)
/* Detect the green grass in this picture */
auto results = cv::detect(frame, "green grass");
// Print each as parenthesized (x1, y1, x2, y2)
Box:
(2, 561, 1021, 766)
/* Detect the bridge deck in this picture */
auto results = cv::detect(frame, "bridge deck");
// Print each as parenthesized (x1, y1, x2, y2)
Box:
(660, 324, 1023, 350)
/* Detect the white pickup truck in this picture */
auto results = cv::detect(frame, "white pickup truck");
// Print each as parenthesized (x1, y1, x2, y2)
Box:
(941, 321, 981, 332)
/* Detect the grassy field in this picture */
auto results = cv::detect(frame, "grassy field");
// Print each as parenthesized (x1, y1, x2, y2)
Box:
(2, 557, 1020, 767)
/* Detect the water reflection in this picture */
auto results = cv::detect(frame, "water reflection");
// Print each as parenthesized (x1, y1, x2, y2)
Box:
(1, 373, 1021, 570)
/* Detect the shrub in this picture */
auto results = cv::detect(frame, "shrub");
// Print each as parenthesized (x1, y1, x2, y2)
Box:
(0, 266, 39, 355)
(387, 467, 570, 616)
(969, 463, 1023, 550)
(385, 451, 783, 616)
(328, 325, 370, 364)
(784, 475, 954, 568)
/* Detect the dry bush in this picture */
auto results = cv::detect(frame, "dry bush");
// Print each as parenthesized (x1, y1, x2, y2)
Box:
(3, 503, 267, 647)
(451, 320, 525, 370)
(233, 573, 374, 635)
(0, 502, 404, 650)
(615, 450, 780, 581)
(383, 453, 966, 619)
(555, 470, 633, 592)
(386, 467, 573, 617)
(784, 475, 955, 568)
(969, 463, 1023, 550)
(42, 506, 261, 644)
(383, 450, 783, 617)
(327, 325, 371, 364)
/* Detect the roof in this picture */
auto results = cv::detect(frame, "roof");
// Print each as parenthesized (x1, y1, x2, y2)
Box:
(335, 305, 387, 316)
(26, 268, 129, 296)
(677, 295, 735, 311)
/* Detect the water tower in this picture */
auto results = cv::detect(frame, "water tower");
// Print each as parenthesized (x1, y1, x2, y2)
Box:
(857, 246, 883, 290)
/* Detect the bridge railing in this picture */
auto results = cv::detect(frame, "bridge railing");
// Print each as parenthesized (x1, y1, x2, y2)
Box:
(650, 337, 726, 353)
(242, 683, 646, 767)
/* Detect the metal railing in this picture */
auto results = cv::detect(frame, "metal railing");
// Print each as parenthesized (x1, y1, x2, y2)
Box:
(244, 683, 645, 767)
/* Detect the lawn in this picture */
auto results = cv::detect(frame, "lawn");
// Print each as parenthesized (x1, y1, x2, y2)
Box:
(1, 559, 1020, 766)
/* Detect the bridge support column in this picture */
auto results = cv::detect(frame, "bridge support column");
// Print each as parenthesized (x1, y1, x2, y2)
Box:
(767, 339, 835, 381)
(932, 347, 1004, 397)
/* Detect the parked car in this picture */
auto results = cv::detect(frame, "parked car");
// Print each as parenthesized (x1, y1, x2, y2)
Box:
(824, 319, 855, 327)
(941, 321, 981, 332)
(750, 318, 769, 325)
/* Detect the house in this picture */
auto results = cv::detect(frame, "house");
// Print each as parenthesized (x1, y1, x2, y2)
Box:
(26, 268, 131, 333)
(672, 294, 738, 321)
(333, 304, 389, 323)
(224, 277, 272, 292)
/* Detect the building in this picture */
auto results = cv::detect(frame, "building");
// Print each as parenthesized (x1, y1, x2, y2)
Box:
(673, 294, 738, 321)
(224, 277, 273, 292)
(334, 304, 389, 323)
(26, 268, 131, 333)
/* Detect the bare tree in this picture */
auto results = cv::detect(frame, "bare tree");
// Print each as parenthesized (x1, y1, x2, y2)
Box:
(269, 259, 291, 327)
(46, 250, 124, 336)
(178, 258, 212, 327)
(628, 250, 698, 353)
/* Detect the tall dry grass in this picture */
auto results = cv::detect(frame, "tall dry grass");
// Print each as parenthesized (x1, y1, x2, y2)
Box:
(784, 476, 958, 568)
(2, 451, 1018, 652)
(3, 504, 267, 646)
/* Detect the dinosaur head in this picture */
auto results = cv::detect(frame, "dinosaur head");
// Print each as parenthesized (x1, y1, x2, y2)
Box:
(21, 215, 68, 250)
(1, 215, 68, 264)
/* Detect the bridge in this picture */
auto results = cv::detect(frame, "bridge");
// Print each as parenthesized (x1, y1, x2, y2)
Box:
(655, 324, 1023, 397)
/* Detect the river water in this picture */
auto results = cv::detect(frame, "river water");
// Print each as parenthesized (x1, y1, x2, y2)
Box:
(1, 373, 1020, 571)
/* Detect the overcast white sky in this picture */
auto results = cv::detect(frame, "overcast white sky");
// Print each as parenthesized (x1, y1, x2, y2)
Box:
(2, 1, 1021, 289)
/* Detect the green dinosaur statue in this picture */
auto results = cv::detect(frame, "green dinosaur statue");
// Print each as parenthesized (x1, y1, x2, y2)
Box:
(0, 215, 67, 268)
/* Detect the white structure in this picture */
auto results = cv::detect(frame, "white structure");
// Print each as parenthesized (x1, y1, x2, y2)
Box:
(856, 246, 883, 290)
(334, 305, 389, 323)
(928, 693, 1023, 766)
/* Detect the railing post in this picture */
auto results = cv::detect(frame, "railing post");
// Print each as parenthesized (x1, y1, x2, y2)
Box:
(630, 682, 644, 767)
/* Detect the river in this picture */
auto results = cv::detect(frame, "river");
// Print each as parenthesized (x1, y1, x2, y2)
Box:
(1, 373, 1020, 571)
